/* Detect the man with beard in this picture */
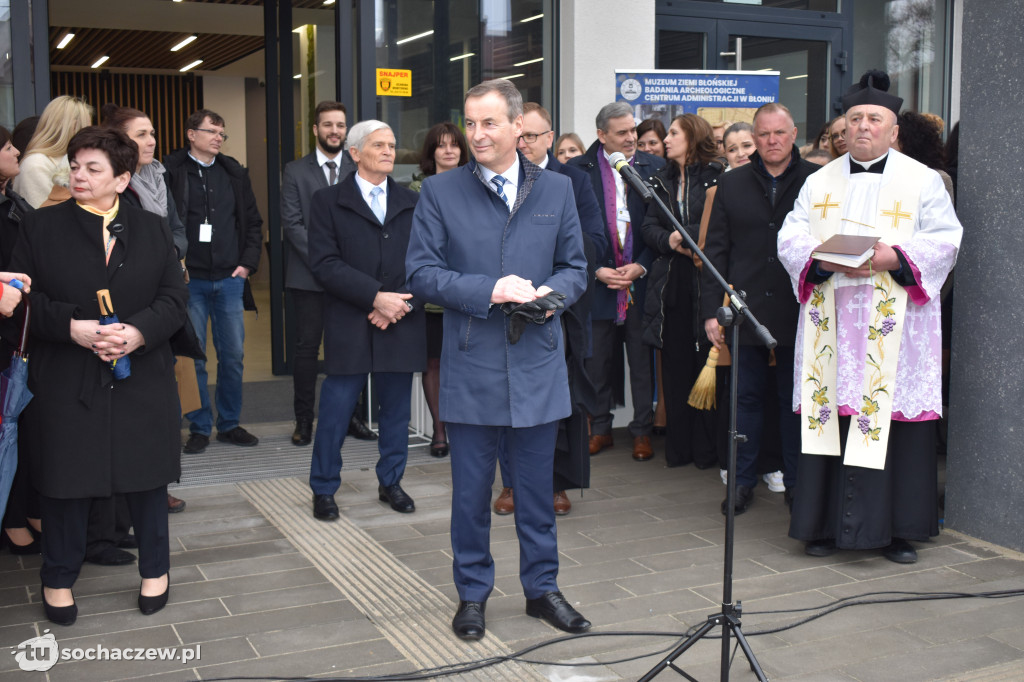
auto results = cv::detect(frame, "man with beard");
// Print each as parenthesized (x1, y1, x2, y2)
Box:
(282, 101, 359, 446)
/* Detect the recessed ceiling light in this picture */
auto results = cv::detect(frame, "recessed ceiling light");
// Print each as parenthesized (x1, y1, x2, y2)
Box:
(521, 14, 543, 23)
(396, 30, 433, 45)
(323, 0, 336, 5)
(514, 57, 543, 67)
(293, 74, 302, 79)
(449, 52, 474, 62)
(57, 33, 75, 50)
(91, 56, 109, 69)
(180, 59, 203, 72)
(502, 73, 526, 80)
(171, 35, 197, 52)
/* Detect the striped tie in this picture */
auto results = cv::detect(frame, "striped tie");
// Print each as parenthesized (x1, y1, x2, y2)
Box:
(490, 175, 509, 211)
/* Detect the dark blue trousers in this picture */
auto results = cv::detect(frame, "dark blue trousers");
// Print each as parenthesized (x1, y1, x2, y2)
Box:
(447, 421, 559, 603)
(309, 372, 412, 496)
(735, 346, 800, 490)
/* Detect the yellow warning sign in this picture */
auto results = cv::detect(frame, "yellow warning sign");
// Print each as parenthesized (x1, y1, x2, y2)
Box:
(376, 68, 412, 97)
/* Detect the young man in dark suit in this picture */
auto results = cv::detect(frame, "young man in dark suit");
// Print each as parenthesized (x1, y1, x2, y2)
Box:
(281, 101, 353, 446)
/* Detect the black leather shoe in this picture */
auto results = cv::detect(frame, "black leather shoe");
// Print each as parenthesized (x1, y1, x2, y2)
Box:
(117, 534, 139, 549)
(348, 414, 378, 441)
(882, 538, 918, 564)
(138, 576, 170, 615)
(525, 591, 591, 633)
(216, 426, 259, 447)
(182, 433, 209, 454)
(805, 538, 838, 557)
(452, 600, 486, 640)
(42, 585, 77, 626)
(378, 484, 415, 513)
(85, 547, 137, 566)
(313, 494, 339, 521)
(292, 418, 313, 446)
(721, 484, 755, 516)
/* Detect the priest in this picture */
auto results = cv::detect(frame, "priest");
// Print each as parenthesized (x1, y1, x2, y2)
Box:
(777, 70, 962, 564)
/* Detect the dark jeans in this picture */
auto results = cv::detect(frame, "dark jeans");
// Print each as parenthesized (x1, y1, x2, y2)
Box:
(290, 289, 325, 421)
(734, 346, 800, 490)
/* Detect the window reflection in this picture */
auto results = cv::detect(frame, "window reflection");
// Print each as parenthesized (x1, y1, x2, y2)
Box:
(374, 0, 551, 179)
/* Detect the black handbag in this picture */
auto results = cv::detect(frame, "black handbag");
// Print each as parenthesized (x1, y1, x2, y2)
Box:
(169, 314, 206, 361)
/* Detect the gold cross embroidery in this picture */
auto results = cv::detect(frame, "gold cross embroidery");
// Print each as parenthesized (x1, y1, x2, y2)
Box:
(880, 200, 912, 229)
(812, 193, 840, 219)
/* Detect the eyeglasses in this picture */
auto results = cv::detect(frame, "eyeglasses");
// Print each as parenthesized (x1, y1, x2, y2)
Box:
(830, 132, 845, 142)
(519, 130, 551, 143)
(194, 128, 229, 141)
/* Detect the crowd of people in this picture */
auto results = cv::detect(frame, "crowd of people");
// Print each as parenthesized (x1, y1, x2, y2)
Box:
(0, 68, 962, 639)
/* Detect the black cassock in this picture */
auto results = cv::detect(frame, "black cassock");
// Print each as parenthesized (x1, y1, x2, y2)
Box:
(789, 416, 939, 549)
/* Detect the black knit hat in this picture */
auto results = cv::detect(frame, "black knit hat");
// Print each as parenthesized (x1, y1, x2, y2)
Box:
(841, 70, 903, 116)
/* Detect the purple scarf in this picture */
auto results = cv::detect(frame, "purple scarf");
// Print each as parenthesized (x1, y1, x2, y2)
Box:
(598, 148, 633, 324)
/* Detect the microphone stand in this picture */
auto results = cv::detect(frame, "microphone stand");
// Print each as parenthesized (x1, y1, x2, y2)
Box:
(632, 173, 773, 682)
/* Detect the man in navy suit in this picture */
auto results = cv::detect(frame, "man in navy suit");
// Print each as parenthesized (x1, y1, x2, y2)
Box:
(406, 79, 590, 641)
(281, 101, 355, 446)
(307, 120, 424, 521)
(491, 101, 606, 517)
(569, 102, 665, 462)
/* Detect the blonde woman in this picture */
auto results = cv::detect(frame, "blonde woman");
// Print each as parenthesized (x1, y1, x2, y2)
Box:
(12, 96, 93, 208)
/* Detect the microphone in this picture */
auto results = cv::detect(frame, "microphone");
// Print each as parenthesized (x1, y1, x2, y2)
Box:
(607, 151, 653, 201)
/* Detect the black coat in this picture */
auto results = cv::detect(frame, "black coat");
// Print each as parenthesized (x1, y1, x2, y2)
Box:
(640, 160, 724, 347)
(700, 149, 820, 346)
(309, 173, 425, 375)
(9, 200, 188, 499)
(0, 188, 31, 358)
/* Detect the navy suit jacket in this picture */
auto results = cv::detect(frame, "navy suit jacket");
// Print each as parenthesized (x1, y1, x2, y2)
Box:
(309, 173, 425, 375)
(568, 143, 665, 321)
(406, 154, 588, 428)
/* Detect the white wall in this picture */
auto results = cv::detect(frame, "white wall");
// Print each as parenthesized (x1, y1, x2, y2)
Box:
(559, 0, 656, 146)
(202, 75, 249, 166)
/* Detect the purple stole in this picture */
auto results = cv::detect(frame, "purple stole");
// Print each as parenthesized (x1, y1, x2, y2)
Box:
(597, 148, 633, 324)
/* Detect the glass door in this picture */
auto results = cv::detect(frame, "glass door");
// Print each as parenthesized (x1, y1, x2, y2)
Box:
(658, 16, 844, 146)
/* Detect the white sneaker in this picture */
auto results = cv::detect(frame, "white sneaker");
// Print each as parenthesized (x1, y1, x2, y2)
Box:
(720, 469, 728, 486)
(763, 471, 785, 493)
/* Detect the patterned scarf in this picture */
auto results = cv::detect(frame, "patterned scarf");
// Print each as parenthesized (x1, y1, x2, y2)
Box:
(598, 148, 633, 324)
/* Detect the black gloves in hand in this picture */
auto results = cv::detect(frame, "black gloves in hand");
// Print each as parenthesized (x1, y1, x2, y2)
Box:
(500, 291, 567, 344)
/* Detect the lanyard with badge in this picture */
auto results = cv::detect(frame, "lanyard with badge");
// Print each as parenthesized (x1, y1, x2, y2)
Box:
(197, 165, 213, 243)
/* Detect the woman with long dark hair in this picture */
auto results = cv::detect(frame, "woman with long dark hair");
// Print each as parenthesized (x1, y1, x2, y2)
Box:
(640, 114, 723, 468)
(409, 122, 468, 457)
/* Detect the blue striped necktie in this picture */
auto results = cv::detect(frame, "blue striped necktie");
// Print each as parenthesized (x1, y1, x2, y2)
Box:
(490, 175, 509, 210)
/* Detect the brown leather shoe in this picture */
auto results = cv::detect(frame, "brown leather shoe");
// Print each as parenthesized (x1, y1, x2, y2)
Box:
(632, 435, 654, 461)
(588, 433, 614, 455)
(167, 494, 186, 513)
(493, 487, 514, 515)
(553, 490, 571, 516)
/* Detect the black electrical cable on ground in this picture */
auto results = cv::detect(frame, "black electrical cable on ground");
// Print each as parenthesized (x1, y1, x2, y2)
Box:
(195, 586, 1024, 682)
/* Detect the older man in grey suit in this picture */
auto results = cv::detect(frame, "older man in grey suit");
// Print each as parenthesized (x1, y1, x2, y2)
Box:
(281, 101, 357, 446)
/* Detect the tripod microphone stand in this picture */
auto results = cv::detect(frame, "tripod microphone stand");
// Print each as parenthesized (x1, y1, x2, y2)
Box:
(618, 163, 774, 682)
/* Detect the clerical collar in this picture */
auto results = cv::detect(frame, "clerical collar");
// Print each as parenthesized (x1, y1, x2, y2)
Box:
(849, 152, 889, 174)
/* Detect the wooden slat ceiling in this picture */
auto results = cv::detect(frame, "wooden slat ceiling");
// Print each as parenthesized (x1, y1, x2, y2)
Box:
(49, 27, 265, 71)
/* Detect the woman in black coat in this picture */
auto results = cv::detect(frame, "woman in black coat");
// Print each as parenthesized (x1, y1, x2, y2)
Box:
(640, 114, 723, 468)
(0, 125, 37, 554)
(9, 127, 188, 626)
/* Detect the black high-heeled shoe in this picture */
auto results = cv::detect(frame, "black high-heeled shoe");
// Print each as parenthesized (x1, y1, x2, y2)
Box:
(41, 584, 77, 626)
(1, 528, 40, 555)
(138, 575, 170, 615)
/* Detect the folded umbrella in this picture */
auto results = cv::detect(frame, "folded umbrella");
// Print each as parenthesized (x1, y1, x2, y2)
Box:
(0, 296, 33, 519)
(97, 289, 131, 380)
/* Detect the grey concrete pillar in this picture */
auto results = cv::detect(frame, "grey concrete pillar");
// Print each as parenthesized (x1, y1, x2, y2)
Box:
(945, 3, 1024, 551)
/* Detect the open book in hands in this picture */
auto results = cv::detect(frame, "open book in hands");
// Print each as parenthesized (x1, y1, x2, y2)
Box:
(812, 234, 880, 268)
